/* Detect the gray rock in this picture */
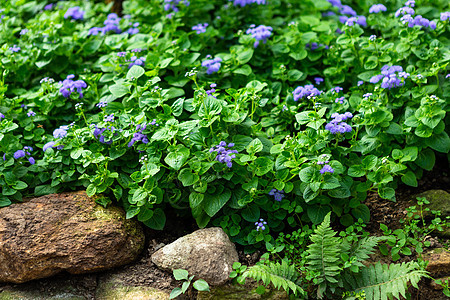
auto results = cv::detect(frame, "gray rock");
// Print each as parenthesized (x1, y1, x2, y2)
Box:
(197, 280, 289, 300)
(0, 191, 145, 283)
(151, 227, 238, 286)
(423, 248, 450, 277)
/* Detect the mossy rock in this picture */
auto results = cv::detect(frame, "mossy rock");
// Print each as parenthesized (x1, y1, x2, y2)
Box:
(414, 190, 450, 217)
(95, 274, 169, 300)
(0, 286, 84, 300)
(197, 280, 289, 300)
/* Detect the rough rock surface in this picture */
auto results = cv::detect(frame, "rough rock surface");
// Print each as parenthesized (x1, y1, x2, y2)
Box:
(0, 191, 145, 283)
(423, 248, 450, 277)
(414, 189, 450, 217)
(151, 227, 238, 286)
(197, 280, 289, 300)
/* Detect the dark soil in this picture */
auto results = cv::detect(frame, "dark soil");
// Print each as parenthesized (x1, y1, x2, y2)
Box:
(0, 156, 448, 299)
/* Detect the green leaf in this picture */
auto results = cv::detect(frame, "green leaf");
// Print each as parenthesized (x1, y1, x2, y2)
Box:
(237, 49, 253, 64)
(307, 205, 331, 224)
(169, 288, 183, 299)
(351, 204, 370, 222)
(299, 166, 315, 183)
(0, 197, 11, 207)
(241, 204, 260, 222)
(132, 188, 148, 205)
(425, 132, 450, 153)
(126, 207, 140, 219)
(70, 148, 83, 160)
(144, 208, 166, 230)
(287, 70, 304, 81)
(189, 192, 204, 209)
(173, 269, 189, 281)
(246, 138, 264, 154)
(171, 98, 184, 117)
(193, 279, 210, 292)
(253, 157, 274, 176)
(348, 165, 365, 177)
(86, 184, 96, 197)
(378, 187, 395, 200)
(178, 168, 199, 186)
(126, 65, 145, 80)
(165, 147, 190, 170)
(13, 181, 28, 190)
(233, 64, 252, 76)
(109, 83, 130, 98)
(416, 149, 435, 171)
(203, 189, 231, 217)
(401, 171, 418, 187)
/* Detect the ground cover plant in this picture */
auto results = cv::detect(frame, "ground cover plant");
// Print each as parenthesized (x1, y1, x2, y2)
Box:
(0, 0, 449, 298)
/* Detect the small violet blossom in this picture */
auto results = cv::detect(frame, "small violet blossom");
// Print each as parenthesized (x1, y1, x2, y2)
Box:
(232, 0, 266, 7)
(202, 56, 222, 75)
(246, 24, 272, 48)
(64, 7, 85, 20)
(255, 218, 267, 231)
(59, 75, 87, 98)
(441, 12, 450, 21)
(370, 65, 410, 89)
(292, 84, 322, 101)
(27, 111, 36, 117)
(192, 23, 208, 34)
(53, 126, 69, 139)
(269, 189, 285, 201)
(325, 112, 353, 134)
(320, 165, 335, 174)
(369, 4, 387, 14)
(209, 141, 238, 168)
(128, 123, 149, 147)
(9, 45, 20, 52)
(43, 141, 56, 152)
(314, 77, 324, 85)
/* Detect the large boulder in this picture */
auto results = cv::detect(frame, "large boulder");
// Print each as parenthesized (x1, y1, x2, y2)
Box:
(0, 191, 145, 283)
(151, 227, 238, 286)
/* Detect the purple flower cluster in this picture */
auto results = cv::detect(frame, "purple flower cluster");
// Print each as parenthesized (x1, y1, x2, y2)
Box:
(127, 55, 146, 68)
(126, 22, 140, 35)
(292, 84, 322, 101)
(441, 12, 450, 21)
(209, 141, 238, 168)
(0, 113, 4, 120)
(192, 23, 208, 34)
(53, 125, 69, 139)
(202, 56, 222, 75)
(44, 3, 54, 10)
(164, 0, 190, 12)
(14, 146, 35, 165)
(395, 0, 435, 29)
(370, 65, 410, 89)
(369, 4, 387, 14)
(327, 0, 367, 27)
(9, 45, 20, 52)
(269, 189, 285, 201)
(306, 42, 329, 51)
(128, 124, 149, 147)
(330, 86, 343, 94)
(96, 101, 108, 108)
(232, 0, 265, 7)
(255, 218, 267, 231)
(320, 165, 334, 174)
(206, 83, 217, 98)
(246, 25, 272, 48)
(325, 112, 353, 134)
(20, 29, 28, 35)
(88, 13, 121, 35)
(64, 7, 84, 20)
(43, 141, 56, 152)
(314, 77, 324, 85)
(335, 96, 345, 104)
(59, 75, 87, 98)
(93, 125, 117, 144)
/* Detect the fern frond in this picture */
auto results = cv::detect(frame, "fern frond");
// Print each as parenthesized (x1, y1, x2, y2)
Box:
(344, 261, 429, 300)
(305, 212, 342, 298)
(348, 236, 386, 268)
(241, 260, 305, 297)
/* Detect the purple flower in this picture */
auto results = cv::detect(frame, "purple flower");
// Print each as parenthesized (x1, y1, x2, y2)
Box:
(64, 7, 85, 20)
(96, 101, 108, 108)
(370, 65, 409, 89)
(330, 86, 343, 94)
(441, 12, 450, 21)
(44, 3, 54, 10)
(9, 45, 21, 52)
(314, 77, 324, 85)
(335, 96, 345, 104)
(246, 25, 272, 48)
(88, 27, 104, 36)
(104, 114, 114, 122)
(59, 75, 87, 98)
(325, 112, 353, 134)
(27, 111, 36, 117)
(255, 218, 267, 231)
(14, 150, 25, 159)
(269, 189, 285, 201)
(20, 29, 28, 35)
(210, 141, 238, 168)
(128, 56, 146, 68)
(43, 141, 56, 152)
(28, 157, 35, 165)
(164, 0, 190, 12)
(446, 74, 450, 79)
(53, 126, 69, 139)
(0, 113, 4, 120)
(117, 52, 127, 57)
(202, 57, 222, 75)
(128, 124, 149, 147)
(357, 80, 364, 86)
(369, 4, 387, 14)
(232, 0, 266, 7)
(192, 23, 208, 34)
(292, 84, 322, 101)
(320, 165, 334, 174)
(340, 5, 357, 16)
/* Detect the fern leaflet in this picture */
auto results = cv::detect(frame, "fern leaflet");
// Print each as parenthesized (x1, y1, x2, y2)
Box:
(344, 261, 429, 300)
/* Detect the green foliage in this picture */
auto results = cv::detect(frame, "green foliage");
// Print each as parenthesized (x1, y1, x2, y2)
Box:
(240, 259, 305, 297)
(343, 261, 428, 300)
(170, 269, 210, 299)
